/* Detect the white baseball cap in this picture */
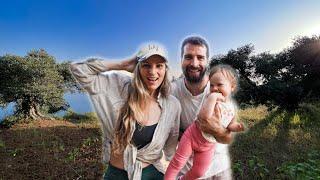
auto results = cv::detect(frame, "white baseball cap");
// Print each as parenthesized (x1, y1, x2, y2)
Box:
(136, 43, 168, 62)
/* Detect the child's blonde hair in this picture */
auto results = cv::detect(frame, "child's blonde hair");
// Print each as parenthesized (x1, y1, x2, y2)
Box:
(208, 64, 239, 94)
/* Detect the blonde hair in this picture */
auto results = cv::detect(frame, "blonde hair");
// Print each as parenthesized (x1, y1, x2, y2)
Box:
(112, 61, 170, 155)
(209, 64, 239, 93)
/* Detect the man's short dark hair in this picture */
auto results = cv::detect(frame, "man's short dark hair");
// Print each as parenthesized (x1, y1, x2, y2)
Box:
(181, 36, 210, 59)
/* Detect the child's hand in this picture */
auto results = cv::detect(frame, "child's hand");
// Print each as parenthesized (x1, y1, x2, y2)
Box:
(228, 122, 245, 132)
(207, 92, 225, 102)
(237, 122, 245, 132)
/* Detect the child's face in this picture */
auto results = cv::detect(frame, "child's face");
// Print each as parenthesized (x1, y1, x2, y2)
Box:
(209, 71, 234, 98)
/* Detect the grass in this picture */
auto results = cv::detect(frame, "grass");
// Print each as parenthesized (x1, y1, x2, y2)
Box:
(1, 103, 319, 179)
(231, 102, 320, 179)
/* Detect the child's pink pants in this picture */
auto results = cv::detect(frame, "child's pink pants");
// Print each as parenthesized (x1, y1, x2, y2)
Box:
(164, 122, 215, 180)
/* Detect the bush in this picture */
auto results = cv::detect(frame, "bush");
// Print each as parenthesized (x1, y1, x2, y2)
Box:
(277, 150, 320, 179)
(0, 114, 25, 128)
(0, 138, 5, 148)
(232, 155, 269, 179)
(63, 110, 98, 123)
(231, 102, 320, 179)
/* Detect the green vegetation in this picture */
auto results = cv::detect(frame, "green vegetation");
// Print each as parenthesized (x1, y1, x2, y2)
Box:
(0, 139, 5, 149)
(209, 35, 320, 179)
(277, 150, 320, 179)
(1, 35, 319, 178)
(0, 50, 79, 122)
(211, 35, 320, 110)
(231, 102, 320, 179)
(66, 148, 80, 162)
(1, 105, 319, 179)
(1, 114, 28, 128)
(62, 110, 99, 123)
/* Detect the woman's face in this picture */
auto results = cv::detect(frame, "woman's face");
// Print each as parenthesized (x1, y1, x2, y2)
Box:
(139, 55, 167, 97)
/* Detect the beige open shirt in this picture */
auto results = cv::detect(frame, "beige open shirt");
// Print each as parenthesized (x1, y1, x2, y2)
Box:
(70, 59, 181, 180)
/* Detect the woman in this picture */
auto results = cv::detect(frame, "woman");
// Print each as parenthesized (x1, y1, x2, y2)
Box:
(70, 43, 181, 180)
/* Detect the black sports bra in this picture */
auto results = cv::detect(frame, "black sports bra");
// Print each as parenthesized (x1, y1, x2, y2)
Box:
(131, 122, 158, 149)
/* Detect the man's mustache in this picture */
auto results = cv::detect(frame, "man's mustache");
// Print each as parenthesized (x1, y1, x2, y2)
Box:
(187, 66, 203, 70)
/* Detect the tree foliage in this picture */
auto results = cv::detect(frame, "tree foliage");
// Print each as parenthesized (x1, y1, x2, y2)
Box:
(210, 35, 320, 110)
(0, 49, 78, 120)
(210, 44, 257, 105)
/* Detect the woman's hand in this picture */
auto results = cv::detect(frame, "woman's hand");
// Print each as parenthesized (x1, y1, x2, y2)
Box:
(120, 56, 138, 73)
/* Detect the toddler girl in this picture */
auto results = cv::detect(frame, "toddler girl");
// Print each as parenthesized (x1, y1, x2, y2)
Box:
(165, 64, 245, 180)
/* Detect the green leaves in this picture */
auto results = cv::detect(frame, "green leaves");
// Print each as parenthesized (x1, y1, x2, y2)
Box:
(0, 139, 5, 149)
(0, 49, 77, 122)
(232, 155, 270, 178)
(277, 151, 320, 179)
(66, 148, 80, 162)
(210, 35, 320, 110)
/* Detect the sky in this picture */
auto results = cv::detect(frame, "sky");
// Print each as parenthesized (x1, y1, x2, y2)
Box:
(1, 0, 320, 76)
(1, 0, 320, 116)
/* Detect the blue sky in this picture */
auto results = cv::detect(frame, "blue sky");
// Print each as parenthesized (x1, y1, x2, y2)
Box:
(1, 0, 320, 75)
(1, 0, 320, 115)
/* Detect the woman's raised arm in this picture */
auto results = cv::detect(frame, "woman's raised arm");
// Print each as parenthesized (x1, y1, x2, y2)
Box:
(69, 56, 137, 94)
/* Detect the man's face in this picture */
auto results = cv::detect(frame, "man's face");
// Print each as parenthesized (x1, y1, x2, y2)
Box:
(181, 43, 208, 83)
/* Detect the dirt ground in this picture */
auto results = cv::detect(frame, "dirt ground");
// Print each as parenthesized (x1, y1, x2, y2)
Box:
(0, 119, 104, 180)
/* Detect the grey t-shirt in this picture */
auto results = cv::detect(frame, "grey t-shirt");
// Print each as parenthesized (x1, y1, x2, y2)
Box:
(171, 77, 231, 179)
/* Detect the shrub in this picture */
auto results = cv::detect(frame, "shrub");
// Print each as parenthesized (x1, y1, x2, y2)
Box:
(277, 150, 320, 179)
(63, 110, 98, 123)
(0, 114, 25, 128)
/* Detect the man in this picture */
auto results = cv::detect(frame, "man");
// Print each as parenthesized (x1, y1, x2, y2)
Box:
(171, 36, 233, 180)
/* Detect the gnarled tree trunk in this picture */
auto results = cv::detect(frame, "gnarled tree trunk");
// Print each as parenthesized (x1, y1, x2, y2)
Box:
(20, 98, 54, 120)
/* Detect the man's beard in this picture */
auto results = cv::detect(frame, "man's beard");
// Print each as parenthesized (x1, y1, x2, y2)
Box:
(183, 66, 206, 84)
